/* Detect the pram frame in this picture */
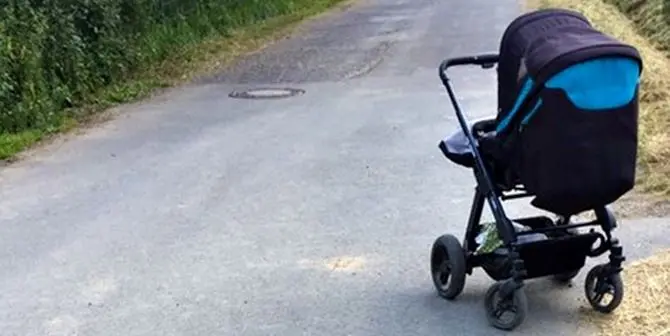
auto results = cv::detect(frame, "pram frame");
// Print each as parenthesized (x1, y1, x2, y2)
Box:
(433, 53, 627, 331)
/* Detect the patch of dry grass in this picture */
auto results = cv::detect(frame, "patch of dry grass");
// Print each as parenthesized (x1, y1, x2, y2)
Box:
(526, 0, 670, 197)
(580, 249, 670, 336)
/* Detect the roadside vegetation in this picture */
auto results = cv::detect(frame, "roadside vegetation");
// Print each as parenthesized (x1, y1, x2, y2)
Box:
(526, 1, 670, 335)
(0, 0, 346, 161)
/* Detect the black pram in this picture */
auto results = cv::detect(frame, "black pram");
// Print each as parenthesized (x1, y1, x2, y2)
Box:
(430, 8, 642, 331)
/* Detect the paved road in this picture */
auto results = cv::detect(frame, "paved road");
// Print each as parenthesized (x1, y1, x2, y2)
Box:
(1, 0, 668, 335)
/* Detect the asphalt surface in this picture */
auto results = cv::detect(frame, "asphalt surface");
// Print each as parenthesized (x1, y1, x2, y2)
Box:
(1, 0, 669, 335)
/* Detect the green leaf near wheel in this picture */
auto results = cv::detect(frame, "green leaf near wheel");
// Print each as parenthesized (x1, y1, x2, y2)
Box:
(475, 222, 504, 255)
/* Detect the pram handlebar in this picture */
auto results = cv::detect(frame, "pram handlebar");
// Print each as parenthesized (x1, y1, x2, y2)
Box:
(438, 53, 499, 82)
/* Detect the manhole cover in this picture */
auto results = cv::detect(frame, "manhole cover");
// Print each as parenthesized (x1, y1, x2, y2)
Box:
(229, 88, 305, 99)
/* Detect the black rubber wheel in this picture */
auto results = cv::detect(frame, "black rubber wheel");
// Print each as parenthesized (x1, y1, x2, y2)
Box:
(430, 234, 466, 300)
(484, 282, 528, 331)
(553, 269, 580, 283)
(584, 264, 624, 313)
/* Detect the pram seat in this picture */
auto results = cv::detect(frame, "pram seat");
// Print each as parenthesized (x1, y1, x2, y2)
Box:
(430, 8, 640, 331)
(439, 117, 522, 192)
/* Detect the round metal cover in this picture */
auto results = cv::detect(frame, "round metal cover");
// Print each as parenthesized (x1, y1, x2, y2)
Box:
(229, 88, 305, 99)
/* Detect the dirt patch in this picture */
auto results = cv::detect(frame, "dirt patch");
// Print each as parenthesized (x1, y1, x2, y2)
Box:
(613, 192, 670, 219)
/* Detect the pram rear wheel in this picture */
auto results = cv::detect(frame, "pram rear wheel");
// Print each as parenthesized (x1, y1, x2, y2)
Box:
(584, 264, 624, 313)
(430, 234, 466, 300)
(484, 282, 528, 331)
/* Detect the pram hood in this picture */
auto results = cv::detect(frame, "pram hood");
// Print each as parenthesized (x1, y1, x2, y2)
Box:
(495, 8, 642, 128)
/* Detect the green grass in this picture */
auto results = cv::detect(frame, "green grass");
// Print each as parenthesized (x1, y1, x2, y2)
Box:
(0, 0, 348, 161)
(0, 130, 44, 160)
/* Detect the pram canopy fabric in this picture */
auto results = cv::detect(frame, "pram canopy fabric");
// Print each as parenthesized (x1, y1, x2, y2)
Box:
(495, 8, 642, 133)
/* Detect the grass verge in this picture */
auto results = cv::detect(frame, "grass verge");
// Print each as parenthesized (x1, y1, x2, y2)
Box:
(0, 0, 349, 163)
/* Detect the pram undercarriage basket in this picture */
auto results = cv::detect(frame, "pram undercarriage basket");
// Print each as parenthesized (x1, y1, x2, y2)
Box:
(429, 8, 641, 331)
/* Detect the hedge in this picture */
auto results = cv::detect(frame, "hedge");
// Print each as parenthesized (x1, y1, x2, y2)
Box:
(0, 0, 316, 134)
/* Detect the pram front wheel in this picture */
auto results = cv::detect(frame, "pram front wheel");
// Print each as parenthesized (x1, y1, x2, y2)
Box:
(484, 281, 528, 331)
(430, 234, 466, 300)
(584, 264, 624, 313)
